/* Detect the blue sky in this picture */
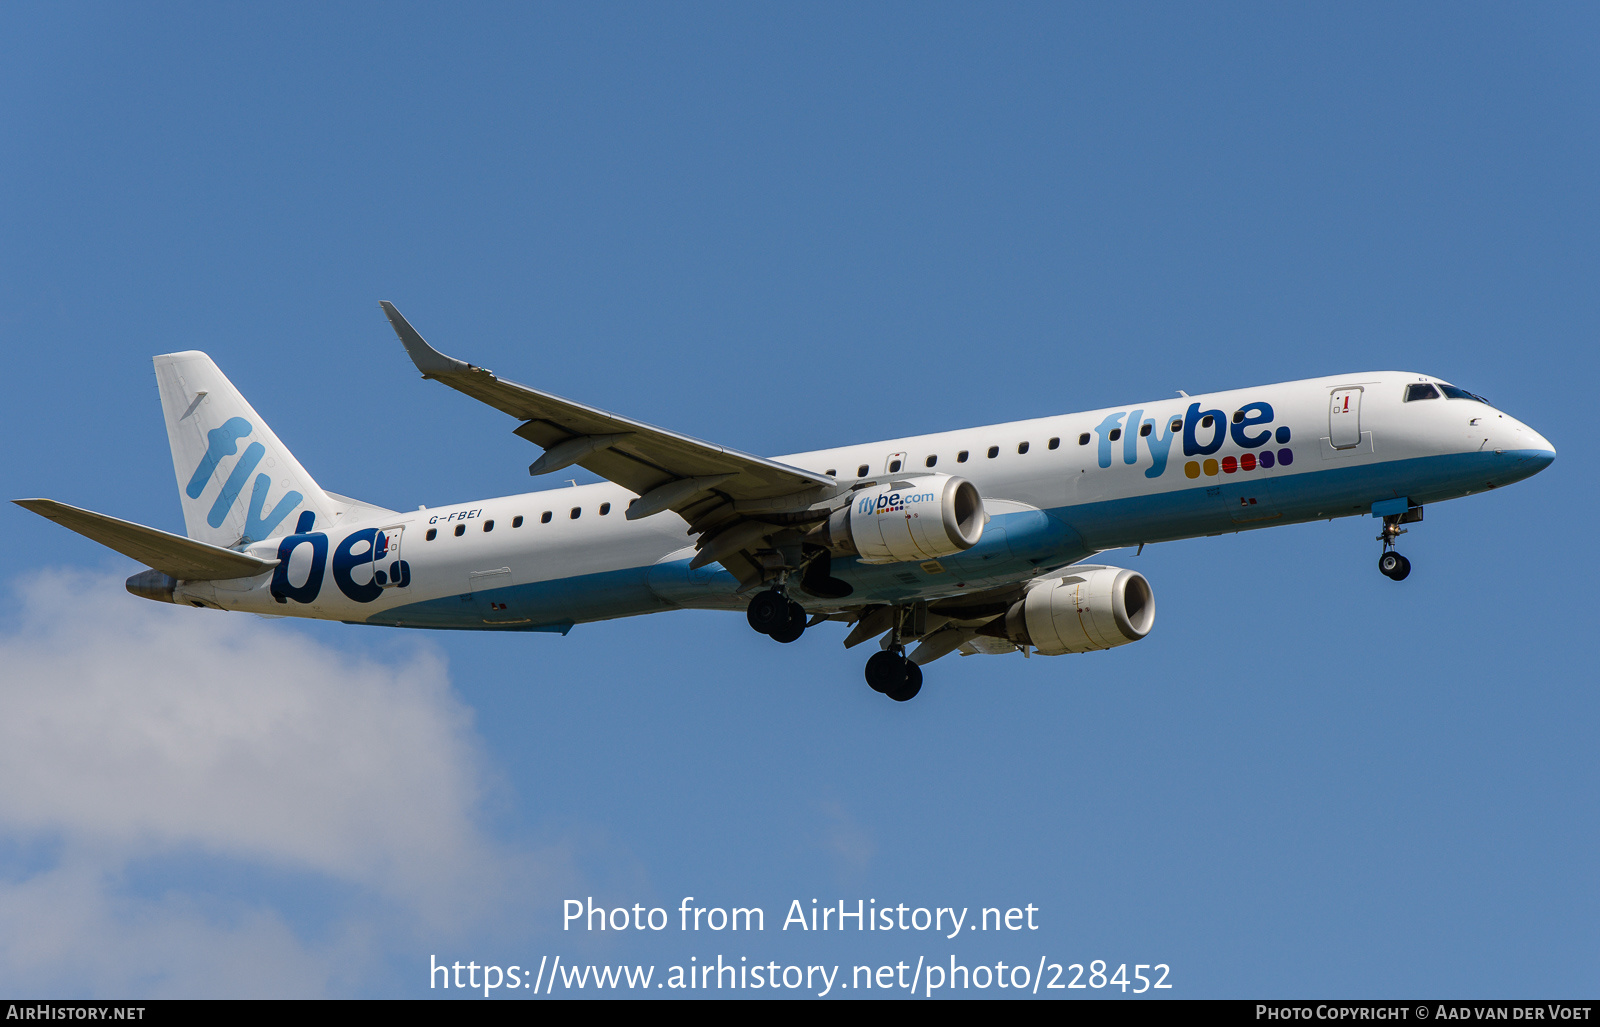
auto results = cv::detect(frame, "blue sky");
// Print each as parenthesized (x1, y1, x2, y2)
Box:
(1, 2, 1595, 998)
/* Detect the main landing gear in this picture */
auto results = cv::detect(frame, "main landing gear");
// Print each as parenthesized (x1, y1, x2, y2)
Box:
(747, 588, 807, 643)
(855, 603, 924, 702)
(746, 590, 927, 703)
(1376, 507, 1422, 581)
(864, 647, 922, 703)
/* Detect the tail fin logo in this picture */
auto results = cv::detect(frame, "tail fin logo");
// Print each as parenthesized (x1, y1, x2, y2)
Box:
(185, 416, 304, 543)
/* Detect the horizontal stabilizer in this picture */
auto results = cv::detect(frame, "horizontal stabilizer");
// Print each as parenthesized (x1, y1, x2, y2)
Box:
(14, 499, 277, 581)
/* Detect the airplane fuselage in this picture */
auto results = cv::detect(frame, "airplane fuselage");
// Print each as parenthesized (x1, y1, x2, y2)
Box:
(171, 370, 1555, 633)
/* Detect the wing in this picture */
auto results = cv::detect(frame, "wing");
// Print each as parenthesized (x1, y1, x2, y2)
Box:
(15, 499, 277, 580)
(380, 303, 845, 589)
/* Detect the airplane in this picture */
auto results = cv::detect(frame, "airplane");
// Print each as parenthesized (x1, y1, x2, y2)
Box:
(16, 304, 1556, 702)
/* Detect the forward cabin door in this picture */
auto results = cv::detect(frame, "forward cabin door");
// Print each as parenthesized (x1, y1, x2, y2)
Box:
(1329, 387, 1363, 449)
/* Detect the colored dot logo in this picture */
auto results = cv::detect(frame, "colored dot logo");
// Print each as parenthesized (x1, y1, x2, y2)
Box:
(1185, 447, 1292, 479)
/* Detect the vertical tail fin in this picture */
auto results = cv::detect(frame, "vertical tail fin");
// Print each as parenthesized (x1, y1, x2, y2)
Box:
(154, 351, 338, 547)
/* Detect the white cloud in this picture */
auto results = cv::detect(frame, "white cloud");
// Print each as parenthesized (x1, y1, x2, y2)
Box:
(816, 800, 876, 880)
(0, 569, 555, 996)
(0, 859, 343, 997)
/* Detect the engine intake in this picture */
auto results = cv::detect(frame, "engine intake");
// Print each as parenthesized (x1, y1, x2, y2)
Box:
(986, 566, 1155, 654)
(813, 474, 985, 565)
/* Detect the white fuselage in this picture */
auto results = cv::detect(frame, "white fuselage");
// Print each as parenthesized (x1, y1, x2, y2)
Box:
(173, 371, 1554, 632)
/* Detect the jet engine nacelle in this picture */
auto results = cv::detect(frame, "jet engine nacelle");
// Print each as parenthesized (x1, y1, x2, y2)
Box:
(990, 565, 1155, 655)
(817, 474, 985, 565)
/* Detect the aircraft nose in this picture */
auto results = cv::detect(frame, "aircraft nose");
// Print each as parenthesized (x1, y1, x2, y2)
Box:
(1499, 416, 1555, 473)
(1519, 421, 1555, 460)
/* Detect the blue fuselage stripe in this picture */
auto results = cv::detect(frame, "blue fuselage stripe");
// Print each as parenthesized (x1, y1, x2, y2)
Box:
(361, 448, 1549, 631)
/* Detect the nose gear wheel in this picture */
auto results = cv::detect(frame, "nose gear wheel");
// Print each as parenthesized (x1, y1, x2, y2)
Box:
(1375, 510, 1419, 581)
(1378, 551, 1411, 581)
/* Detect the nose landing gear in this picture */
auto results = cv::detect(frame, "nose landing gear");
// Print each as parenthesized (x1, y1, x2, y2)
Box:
(1378, 550, 1411, 581)
(1376, 507, 1422, 581)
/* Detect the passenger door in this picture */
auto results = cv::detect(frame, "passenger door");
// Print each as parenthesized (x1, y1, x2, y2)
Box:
(1329, 387, 1363, 449)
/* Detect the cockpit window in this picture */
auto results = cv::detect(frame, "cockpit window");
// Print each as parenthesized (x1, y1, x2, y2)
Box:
(1438, 383, 1490, 404)
(1405, 384, 1440, 402)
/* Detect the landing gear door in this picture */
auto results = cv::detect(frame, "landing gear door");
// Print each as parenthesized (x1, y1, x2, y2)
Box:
(1329, 387, 1363, 449)
(373, 526, 408, 588)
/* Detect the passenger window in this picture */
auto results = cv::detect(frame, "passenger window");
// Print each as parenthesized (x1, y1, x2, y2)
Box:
(857, 464, 869, 477)
(888, 459, 902, 472)
(957, 450, 969, 462)
(1232, 410, 1244, 423)
(1048, 437, 1060, 450)
(1170, 419, 1183, 433)
(825, 469, 836, 477)
(483, 520, 494, 532)
(570, 507, 581, 519)
(454, 525, 465, 537)
(1200, 415, 1214, 428)
(426, 528, 437, 541)
(1140, 423, 1152, 437)
(541, 511, 552, 524)
(925, 455, 937, 467)
(1078, 433, 1090, 446)
(1405, 383, 1441, 402)
(1017, 441, 1030, 454)
(1109, 429, 1122, 442)
(600, 502, 611, 515)
(512, 515, 524, 528)
(986, 446, 999, 459)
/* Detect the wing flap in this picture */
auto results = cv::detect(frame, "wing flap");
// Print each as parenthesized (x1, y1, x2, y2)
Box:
(15, 499, 277, 581)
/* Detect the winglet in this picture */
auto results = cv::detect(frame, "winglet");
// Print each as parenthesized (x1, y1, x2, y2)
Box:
(380, 301, 473, 376)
